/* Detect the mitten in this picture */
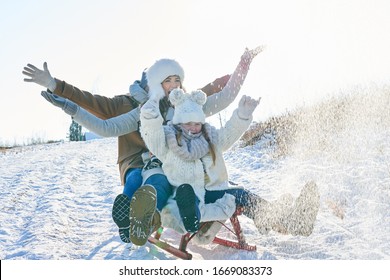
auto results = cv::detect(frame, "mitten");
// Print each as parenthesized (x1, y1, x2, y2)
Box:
(239, 45, 265, 69)
(41, 91, 79, 116)
(129, 69, 149, 104)
(237, 95, 260, 120)
(141, 98, 160, 119)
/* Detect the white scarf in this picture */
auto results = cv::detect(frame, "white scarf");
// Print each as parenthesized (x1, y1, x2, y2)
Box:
(164, 123, 215, 161)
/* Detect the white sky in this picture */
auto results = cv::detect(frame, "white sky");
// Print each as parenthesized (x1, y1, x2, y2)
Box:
(1, 0, 390, 145)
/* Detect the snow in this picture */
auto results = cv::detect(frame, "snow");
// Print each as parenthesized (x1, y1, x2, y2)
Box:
(1, 86, 389, 278)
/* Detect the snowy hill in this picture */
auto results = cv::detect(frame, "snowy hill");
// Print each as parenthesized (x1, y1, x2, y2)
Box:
(1, 84, 390, 261)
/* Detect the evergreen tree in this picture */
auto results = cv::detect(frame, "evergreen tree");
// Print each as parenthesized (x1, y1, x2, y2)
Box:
(68, 119, 85, 141)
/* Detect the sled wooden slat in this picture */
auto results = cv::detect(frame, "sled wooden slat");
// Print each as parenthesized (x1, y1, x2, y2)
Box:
(212, 236, 257, 251)
(147, 207, 256, 260)
(148, 235, 193, 260)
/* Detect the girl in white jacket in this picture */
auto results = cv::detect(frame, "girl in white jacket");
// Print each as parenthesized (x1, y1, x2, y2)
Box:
(140, 88, 260, 233)
(140, 65, 319, 239)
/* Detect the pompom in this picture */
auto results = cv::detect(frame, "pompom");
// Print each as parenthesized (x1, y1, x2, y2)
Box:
(169, 88, 185, 106)
(190, 90, 207, 106)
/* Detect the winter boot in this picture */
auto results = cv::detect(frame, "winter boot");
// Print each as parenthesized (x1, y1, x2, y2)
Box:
(193, 221, 224, 245)
(151, 210, 162, 233)
(282, 181, 320, 236)
(112, 194, 132, 243)
(129, 185, 158, 246)
(254, 181, 320, 236)
(175, 184, 201, 233)
(253, 193, 294, 235)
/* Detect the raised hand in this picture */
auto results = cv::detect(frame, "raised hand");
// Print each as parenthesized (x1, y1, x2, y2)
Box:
(237, 95, 261, 120)
(141, 98, 160, 119)
(23, 62, 56, 91)
(240, 45, 266, 68)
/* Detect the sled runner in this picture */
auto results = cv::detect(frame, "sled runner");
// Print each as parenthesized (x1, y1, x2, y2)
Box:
(147, 207, 257, 260)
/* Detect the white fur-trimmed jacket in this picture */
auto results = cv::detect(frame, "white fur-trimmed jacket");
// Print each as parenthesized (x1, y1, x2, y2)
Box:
(140, 107, 252, 234)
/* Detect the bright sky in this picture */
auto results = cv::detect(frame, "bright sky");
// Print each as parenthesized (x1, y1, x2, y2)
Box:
(1, 0, 390, 145)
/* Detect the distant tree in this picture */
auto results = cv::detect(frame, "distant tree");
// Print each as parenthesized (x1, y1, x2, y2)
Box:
(68, 119, 85, 141)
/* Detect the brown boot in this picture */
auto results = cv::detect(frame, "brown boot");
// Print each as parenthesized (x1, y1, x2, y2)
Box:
(151, 210, 162, 233)
(129, 185, 157, 246)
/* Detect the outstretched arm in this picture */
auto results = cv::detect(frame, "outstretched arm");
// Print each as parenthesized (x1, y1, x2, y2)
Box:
(73, 106, 140, 137)
(41, 91, 140, 137)
(203, 46, 264, 117)
(200, 74, 231, 96)
(23, 63, 137, 119)
(215, 95, 260, 151)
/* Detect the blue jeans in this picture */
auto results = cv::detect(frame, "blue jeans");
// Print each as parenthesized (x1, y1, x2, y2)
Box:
(123, 168, 172, 211)
(204, 188, 264, 220)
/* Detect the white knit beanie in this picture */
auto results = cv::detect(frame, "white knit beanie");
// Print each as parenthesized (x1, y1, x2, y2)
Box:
(146, 58, 185, 101)
(169, 88, 206, 124)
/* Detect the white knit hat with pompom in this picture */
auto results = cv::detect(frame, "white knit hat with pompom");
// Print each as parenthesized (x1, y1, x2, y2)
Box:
(169, 88, 206, 124)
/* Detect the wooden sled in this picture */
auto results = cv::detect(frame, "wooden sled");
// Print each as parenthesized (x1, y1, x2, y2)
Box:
(147, 207, 257, 260)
